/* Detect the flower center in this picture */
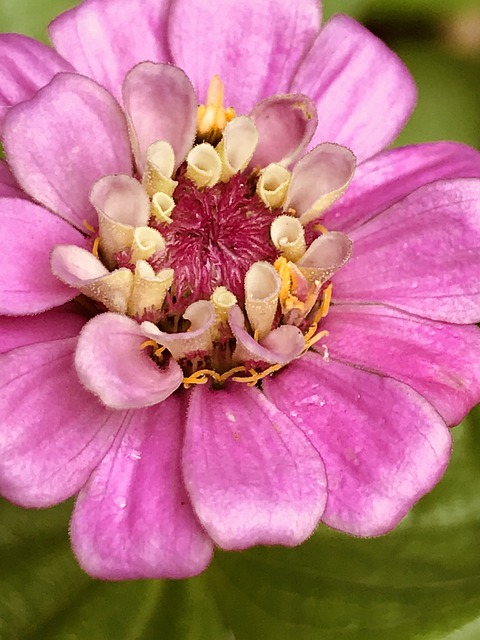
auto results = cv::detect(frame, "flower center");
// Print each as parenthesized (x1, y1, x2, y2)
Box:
(52, 75, 355, 389)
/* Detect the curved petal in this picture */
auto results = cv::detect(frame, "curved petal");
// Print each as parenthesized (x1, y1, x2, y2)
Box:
(263, 354, 451, 536)
(0, 159, 26, 199)
(71, 394, 214, 580)
(0, 33, 73, 134)
(169, 0, 321, 113)
(49, 0, 172, 102)
(333, 179, 480, 323)
(0, 307, 86, 354)
(229, 305, 305, 365)
(323, 141, 480, 233)
(291, 15, 417, 162)
(183, 383, 327, 549)
(322, 304, 480, 426)
(250, 94, 318, 167)
(122, 62, 197, 173)
(0, 198, 86, 315)
(0, 337, 121, 507)
(3, 73, 132, 229)
(75, 313, 184, 409)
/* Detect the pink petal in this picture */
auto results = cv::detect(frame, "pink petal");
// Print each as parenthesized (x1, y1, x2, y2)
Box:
(122, 62, 197, 173)
(3, 73, 132, 230)
(0, 159, 26, 199)
(0, 33, 73, 134)
(169, 0, 321, 114)
(250, 94, 318, 167)
(0, 337, 121, 507)
(229, 305, 305, 365)
(75, 313, 184, 409)
(323, 141, 480, 233)
(0, 307, 86, 354)
(322, 304, 480, 426)
(291, 15, 417, 162)
(71, 394, 214, 580)
(0, 198, 87, 314)
(183, 384, 327, 549)
(333, 179, 480, 323)
(49, 0, 171, 102)
(263, 354, 451, 536)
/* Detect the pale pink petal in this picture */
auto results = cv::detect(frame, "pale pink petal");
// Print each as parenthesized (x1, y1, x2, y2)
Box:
(0, 159, 26, 199)
(75, 313, 183, 409)
(0, 307, 86, 354)
(169, 0, 321, 113)
(122, 62, 197, 172)
(291, 15, 417, 162)
(0, 337, 121, 507)
(228, 305, 305, 365)
(323, 141, 480, 233)
(183, 384, 327, 549)
(71, 394, 214, 580)
(297, 231, 353, 285)
(0, 33, 73, 133)
(0, 198, 87, 314)
(322, 304, 480, 426)
(49, 0, 172, 102)
(3, 73, 132, 229)
(333, 179, 480, 323)
(263, 354, 451, 536)
(250, 94, 318, 167)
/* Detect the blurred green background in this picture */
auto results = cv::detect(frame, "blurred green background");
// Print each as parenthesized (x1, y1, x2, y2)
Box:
(1, 0, 480, 638)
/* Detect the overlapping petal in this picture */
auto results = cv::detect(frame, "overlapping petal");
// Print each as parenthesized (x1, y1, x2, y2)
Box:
(323, 141, 480, 233)
(183, 384, 327, 549)
(0, 337, 121, 507)
(291, 15, 417, 162)
(122, 62, 197, 173)
(0, 198, 87, 314)
(71, 394, 214, 580)
(333, 179, 480, 323)
(3, 73, 132, 229)
(0, 33, 73, 133)
(169, 0, 321, 113)
(264, 354, 451, 536)
(75, 313, 184, 410)
(322, 304, 480, 426)
(49, 0, 172, 102)
(0, 159, 26, 199)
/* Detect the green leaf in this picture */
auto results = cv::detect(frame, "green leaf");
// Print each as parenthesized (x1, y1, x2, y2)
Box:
(0, 0, 75, 41)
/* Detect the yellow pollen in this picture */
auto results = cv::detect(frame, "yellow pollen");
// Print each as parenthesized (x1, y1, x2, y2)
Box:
(314, 223, 328, 235)
(82, 219, 96, 234)
(197, 75, 236, 143)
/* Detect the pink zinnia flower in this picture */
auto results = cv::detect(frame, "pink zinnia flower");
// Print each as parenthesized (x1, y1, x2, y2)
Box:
(1, 0, 480, 581)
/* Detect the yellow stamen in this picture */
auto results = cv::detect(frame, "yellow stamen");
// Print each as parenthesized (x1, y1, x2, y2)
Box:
(83, 219, 96, 234)
(197, 75, 236, 143)
(304, 329, 329, 352)
(319, 283, 332, 319)
(92, 236, 100, 258)
(154, 346, 166, 358)
(232, 363, 283, 385)
(314, 223, 328, 235)
(253, 329, 260, 342)
(140, 339, 159, 351)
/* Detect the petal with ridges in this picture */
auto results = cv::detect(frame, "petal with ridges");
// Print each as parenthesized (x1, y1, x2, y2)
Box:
(122, 62, 197, 173)
(0, 198, 86, 315)
(169, 0, 321, 114)
(333, 179, 480, 323)
(0, 33, 73, 134)
(0, 337, 121, 507)
(323, 141, 480, 233)
(321, 304, 480, 426)
(3, 73, 132, 229)
(263, 354, 451, 536)
(75, 313, 183, 409)
(291, 15, 417, 162)
(49, 0, 171, 102)
(250, 94, 318, 167)
(71, 395, 214, 580)
(183, 383, 327, 549)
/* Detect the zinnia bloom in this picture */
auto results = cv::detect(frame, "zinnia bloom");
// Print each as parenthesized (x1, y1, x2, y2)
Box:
(1, 0, 480, 580)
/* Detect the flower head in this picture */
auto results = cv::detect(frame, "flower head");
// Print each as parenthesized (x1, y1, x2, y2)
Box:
(1, 0, 480, 580)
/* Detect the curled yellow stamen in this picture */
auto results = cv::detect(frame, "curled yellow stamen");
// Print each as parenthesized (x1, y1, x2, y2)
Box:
(314, 223, 328, 235)
(83, 219, 96, 234)
(92, 237, 100, 258)
(140, 339, 159, 351)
